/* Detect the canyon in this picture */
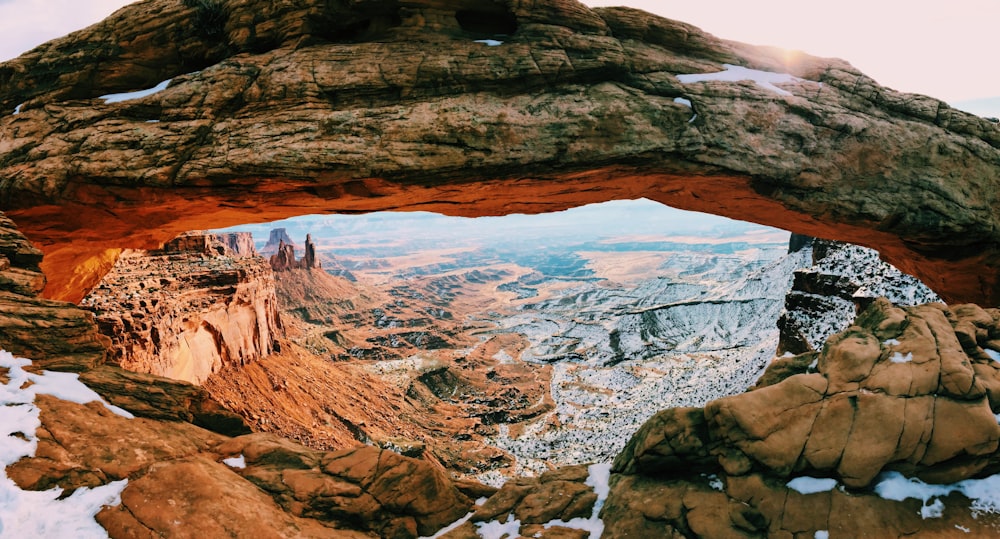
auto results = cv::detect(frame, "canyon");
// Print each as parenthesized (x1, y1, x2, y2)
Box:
(1, 0, 1000, 537)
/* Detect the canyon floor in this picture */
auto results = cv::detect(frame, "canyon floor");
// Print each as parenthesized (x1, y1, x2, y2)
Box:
(215, 201, 805, 484)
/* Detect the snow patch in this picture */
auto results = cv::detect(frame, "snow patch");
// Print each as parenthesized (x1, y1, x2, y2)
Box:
(12, 103, 22, 115)
(26, 369, 134, 418)
(874, 471, 1000, 519)
(956, 524, 971, 533)
(474, 39, 503, 46)
(100, 79, 171, 104)
(223, 455, 246, 469)
(890, 351, 913, 364)
(477, 514, 521, 539)
(985, 348, 1000, 362)
(677, 64, 803, 96)
(808, 357, 818, 371)
(673, 97, 692, 108)
(883, 338, 901, 346)
(705, 474, 724, 491)
(814, 532, 829, 539)
(787, 476, 838, 495)
(0, 350, 129, 537)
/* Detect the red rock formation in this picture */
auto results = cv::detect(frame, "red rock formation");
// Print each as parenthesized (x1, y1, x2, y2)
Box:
(0, 211, 108, 370)
(603, 298, 1000, 536)
(260, 227, 295, 257)
(269, 233, 320, 272)
(81, 232, 283, 384)
(0, 0, 996, 304)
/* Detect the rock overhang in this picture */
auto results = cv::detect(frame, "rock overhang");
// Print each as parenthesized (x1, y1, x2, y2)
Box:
(0, 0, 997, 304)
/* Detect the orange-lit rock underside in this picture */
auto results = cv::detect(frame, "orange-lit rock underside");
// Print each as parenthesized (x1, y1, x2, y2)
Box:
(9, 170, 994, 306)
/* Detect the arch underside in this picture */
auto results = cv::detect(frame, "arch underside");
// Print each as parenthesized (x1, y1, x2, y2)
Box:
(8, 167, 994, 306)
(1, 0, 997, 305)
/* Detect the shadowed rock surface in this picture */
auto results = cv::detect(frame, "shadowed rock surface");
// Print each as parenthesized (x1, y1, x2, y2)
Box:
(0, 0, 997, 304)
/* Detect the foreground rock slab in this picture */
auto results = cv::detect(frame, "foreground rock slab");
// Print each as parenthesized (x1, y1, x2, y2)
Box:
(608, 298, 1000, 536)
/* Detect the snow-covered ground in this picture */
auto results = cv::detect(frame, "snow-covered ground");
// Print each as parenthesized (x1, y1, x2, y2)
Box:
(0, 350, 130, 537)
(483, 248, 810, 478)
(782, 242, 940, 351)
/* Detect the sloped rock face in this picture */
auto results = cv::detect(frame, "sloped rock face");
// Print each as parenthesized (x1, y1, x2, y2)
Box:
(0, 211, 108, 371)
(777, 238, 940, 354)
(214, 434, 473, 538)
(0, 0, 997, 305)
(269, 233, 320, 272)
(606, 298, 1000, 536)
(81, 231, 283, 384)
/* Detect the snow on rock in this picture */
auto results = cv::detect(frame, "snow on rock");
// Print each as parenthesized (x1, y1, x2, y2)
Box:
(782, 241, 940, 353)
(100, 79, 171, 104)
(814, 531, 830, 539)
(474, 39, 503, 46)
(890, 351, 914, 363)
(874, 471, 1000, 519)
(787, 476, 838, 495)
(985, 349, 1000, 363)
(673, 97, 692, 108)
(223, 455, 247, 469)
(883, 338, 901, 346)
(476, 514, 521, 539)
(0, 350, 129, 537)
(487, 247, 807, 477)
(677, 64, 804, 96)
(12, 104, 22, 115)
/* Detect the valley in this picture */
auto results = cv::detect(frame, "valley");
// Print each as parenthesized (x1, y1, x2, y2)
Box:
(220, 200, 803, 482)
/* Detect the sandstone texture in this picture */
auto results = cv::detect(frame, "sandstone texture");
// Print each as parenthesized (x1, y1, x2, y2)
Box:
(81, 231, 283, 384)
(606, 298, 1000, 536)
(0, 0, 996, 304)
(0, 216, 487, 539)
(777, 238, 940, 355)
(0, 211, 109, 370)
(270, 233, 320, 272)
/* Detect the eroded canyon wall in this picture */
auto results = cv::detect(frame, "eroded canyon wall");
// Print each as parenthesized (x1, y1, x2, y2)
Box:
(82, 231, 282, 384)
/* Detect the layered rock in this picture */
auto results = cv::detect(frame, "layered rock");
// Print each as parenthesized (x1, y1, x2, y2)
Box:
(605, 298, 1000, 536)
(260, 227, 296, 257)
(81, 231, 282, 384)
(269, 233, 320, 272)
(778, 238, 940, 354)
(0, 211, 108, 371)
(0, 0, 996, 304)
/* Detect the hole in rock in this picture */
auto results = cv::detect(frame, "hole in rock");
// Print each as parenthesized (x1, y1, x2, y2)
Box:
(80, 199, 938, 485)
(319, 11, 404, 43)
(456, 8, 518, 37)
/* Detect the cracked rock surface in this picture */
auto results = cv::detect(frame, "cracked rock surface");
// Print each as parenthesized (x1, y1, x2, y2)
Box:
(608, 298, 1000, 536)
(0, 0, 997, 304)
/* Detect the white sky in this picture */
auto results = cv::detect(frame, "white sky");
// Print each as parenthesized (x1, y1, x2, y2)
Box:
(0, 0, 996, 104)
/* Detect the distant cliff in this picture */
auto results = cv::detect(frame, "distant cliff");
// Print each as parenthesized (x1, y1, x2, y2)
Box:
(81, 232, 283, 384)
(269, 232, 320, 272)
(778, 237, 940, 355)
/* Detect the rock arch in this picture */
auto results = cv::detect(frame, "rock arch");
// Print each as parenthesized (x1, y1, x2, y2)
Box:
(1, 0, 998, 304)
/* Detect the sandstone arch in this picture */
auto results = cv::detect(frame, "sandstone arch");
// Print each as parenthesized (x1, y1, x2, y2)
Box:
(1, 0, 997, 304)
